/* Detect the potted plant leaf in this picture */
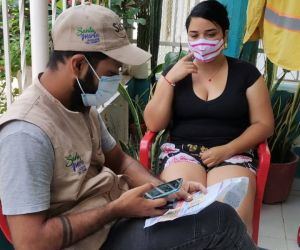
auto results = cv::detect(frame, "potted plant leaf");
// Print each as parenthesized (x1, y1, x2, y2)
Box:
(118, 48, 187, 166)
(263, 59, 300, 203)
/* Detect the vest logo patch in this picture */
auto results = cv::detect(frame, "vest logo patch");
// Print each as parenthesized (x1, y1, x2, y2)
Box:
(65, 153, 87, 175)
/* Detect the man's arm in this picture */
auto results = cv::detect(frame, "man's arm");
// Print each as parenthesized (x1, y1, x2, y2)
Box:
(99, 115, 206, 201)
(98, 114, 162, 187)
(7, 203, 117, 250)
(104, 145, 163, 187)
(0, 122, 167, 249)
(104, 145, 206, 201)
(7, 182, 167, 250)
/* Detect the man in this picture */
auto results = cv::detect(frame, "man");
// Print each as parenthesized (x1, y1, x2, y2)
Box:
(0, 4, 257, 250)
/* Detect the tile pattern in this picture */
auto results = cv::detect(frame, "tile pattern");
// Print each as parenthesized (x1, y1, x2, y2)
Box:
(258, 178, 300, 250)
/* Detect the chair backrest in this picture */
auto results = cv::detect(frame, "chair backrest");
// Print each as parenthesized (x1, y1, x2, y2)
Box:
(139, 131, 271, 244)
(0, 202, 12, 244)
(139, 131, 157, 170)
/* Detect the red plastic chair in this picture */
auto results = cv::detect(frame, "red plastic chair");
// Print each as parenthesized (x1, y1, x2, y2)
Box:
(139, 131, 271, 244)
(297, 226, 300, 246)
(0, 202, 12, 244)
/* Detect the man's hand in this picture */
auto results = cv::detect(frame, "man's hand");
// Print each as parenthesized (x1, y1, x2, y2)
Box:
(165, 53, 197, 84)
(200, 145, 234, 168)
(111, 183, 169, 217)
(172, 181, 207, 202)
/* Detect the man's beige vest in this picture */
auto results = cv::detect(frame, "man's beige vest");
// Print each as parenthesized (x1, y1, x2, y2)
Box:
(0, 78, 128, 250)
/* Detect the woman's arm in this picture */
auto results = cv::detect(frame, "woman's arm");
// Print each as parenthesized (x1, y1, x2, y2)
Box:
(144, 53, 197, 132)
(227, 76, 274, 152)
(144, 76, 175, 131)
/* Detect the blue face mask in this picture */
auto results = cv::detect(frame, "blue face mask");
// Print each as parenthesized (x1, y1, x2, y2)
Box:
(76, 59, 121, 107)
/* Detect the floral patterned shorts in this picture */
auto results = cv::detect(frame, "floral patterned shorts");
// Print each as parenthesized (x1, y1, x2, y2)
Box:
(158, 143, 258, 173)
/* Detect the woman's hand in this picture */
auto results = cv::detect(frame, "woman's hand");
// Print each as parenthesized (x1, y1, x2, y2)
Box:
(200, 145, 233, 168)
(112, 183, 168, 218)
(165, 53, 198, 84)
(172, 180, 207, 202)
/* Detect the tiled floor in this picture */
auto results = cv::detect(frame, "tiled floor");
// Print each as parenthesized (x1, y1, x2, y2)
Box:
(259, 178, 300, 250)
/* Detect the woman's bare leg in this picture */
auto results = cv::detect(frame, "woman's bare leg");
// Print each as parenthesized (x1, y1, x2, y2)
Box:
(207, 165, 256, 235)
(160, 162, 207, 186)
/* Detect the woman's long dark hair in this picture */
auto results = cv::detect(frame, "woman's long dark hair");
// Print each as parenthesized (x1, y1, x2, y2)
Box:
(185, 0, 230, 34)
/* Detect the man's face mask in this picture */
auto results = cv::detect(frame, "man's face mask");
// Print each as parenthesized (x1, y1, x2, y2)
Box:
(76, 59, 121, 107)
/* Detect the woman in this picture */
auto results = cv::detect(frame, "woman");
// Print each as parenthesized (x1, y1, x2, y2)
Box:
(144, 0, 274, 234)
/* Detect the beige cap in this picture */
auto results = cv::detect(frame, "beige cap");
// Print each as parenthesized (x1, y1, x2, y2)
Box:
(52, 3, 151, 65)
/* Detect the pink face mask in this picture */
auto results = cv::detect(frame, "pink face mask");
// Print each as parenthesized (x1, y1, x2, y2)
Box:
(188, 38, 224, 62)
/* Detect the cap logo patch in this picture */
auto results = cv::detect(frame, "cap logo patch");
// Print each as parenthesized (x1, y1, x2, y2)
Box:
(113, 23, 127, 38)
(76, 27, 100, 44)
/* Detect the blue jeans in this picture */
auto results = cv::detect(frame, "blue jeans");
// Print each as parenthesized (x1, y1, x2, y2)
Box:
(101, 202, 257, 250)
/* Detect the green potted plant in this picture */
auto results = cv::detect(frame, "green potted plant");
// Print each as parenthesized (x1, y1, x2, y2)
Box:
(118, 48, 187, 166)
(263, 59, 300, 203)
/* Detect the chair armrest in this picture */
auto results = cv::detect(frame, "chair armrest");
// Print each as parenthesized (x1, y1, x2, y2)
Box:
(139, 131, 157, 170)
(0, 202, 12, 244)
(256, 142, 271, 202)
(297, 226, 300, 246)
(252, 142, 271, 243)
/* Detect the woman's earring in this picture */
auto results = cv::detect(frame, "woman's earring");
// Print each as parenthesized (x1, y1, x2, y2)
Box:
(224, 41, 228, 49)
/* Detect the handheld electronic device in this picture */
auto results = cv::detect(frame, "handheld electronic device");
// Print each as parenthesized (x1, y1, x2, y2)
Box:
(158, 200, 176, 210)
(144, 178, 183, 200)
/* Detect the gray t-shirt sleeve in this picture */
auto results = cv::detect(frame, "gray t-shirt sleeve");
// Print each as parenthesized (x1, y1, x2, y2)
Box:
(0, 116, 115, 215)
(0, 121, 54, 215)
(98, 115, 116, 153)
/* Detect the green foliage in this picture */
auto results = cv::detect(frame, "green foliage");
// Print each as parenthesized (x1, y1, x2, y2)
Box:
(150, 129, 168, 175)
(118, 83, 143, 141)
(146, 49, 187, 172)
(118, 48, 188, 171)
(148, 47, 188, 81)
(265, 59, 300, 163)
(0, 0, 30, 113)
(268, 85, 300, 163)
(0, 0, 31, 77)
(149, 0, 162, 70)
(110, 0, 146, 30)
(0, 83, 8, 114)
(164, 50, 188, 70)
(54, 0, 109, 9)
(0, 81, 20, 113)
(118, 83, 147, 160)
(0, 0, 31, 78)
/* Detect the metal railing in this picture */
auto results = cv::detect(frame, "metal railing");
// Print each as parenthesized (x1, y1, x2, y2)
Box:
(2, 0, 13, 107)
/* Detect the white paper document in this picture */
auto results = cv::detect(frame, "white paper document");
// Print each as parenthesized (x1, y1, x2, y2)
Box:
(144, 177, 249, 228)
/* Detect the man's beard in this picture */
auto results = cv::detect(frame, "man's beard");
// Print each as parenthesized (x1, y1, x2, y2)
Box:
(70, 67, 98, 112)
